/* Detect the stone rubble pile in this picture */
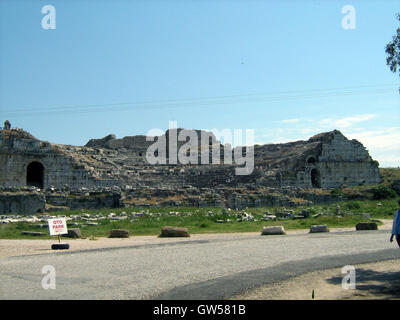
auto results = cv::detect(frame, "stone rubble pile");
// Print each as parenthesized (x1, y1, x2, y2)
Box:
(0, 204, 373, 226)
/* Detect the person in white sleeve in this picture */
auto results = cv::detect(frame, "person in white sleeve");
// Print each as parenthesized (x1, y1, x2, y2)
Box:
(390, 199, 400, 248)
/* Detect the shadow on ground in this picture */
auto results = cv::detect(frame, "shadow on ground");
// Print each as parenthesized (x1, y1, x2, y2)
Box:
(326, 268, 400, 299)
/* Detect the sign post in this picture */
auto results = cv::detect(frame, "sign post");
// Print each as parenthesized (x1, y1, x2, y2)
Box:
(48, 217, 70, 250)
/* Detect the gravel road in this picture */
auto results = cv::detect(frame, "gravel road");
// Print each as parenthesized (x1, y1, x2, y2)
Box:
(0, 227, 399, 300)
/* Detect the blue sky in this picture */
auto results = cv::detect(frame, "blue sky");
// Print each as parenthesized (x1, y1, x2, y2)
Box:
(0, 0, 399, 166)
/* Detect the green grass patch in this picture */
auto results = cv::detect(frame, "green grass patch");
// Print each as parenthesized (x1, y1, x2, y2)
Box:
(0, 215, 373, 239)
(1, 197, 397, 239)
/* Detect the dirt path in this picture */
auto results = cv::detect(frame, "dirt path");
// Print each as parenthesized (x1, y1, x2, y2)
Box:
(231, 259, 400, 300)
(229, 219, 400, 300)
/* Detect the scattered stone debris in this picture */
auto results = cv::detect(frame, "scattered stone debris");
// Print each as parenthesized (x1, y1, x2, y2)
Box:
(263, 215, 276, 221)
(236, 212, 254, 222)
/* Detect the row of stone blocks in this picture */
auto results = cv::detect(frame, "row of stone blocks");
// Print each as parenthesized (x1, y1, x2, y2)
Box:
(260, 222, 378, 235)
(261, 224, 329, 236)
(109, 226, 191, 238)
(21, 222, 378, 238)
(260, 225, 330, 235)
(21, 227, 190, 238)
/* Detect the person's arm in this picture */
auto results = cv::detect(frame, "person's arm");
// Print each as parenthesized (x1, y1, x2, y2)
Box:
(391, 211, 399, 242)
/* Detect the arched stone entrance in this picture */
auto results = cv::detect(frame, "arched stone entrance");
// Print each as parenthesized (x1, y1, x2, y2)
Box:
(27, 161, 44, 189)
(311, 168, 321, 188)
(307, 156, 316, 165)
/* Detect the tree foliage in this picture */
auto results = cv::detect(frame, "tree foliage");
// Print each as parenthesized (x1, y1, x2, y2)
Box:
(386, 13, 400, 92)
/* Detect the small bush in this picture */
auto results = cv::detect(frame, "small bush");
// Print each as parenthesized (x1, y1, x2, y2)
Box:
(345, 201, 361, 210)
(307, 207, 318, 215)
(370, 185, 397, 200)
(331, 188, 344, 196)
(371, 160, 380, 167)
(15, 223, 26, 230)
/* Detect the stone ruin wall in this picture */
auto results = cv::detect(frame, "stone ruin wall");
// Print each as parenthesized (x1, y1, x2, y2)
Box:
(277, 131, 380, 188)
(0, 126, 381, 193)
(0, 136, 85, 188)
(0, 191, 123, 215)
(0, 152, 89, 188)
(0, 192, 45, 215)
(310, 132, 380, 188)
(0, 124, 384, 214)
(0, 129, 114, 190)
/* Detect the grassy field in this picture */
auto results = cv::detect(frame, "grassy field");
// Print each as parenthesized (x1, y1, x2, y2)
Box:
(1, 197, 398, 240)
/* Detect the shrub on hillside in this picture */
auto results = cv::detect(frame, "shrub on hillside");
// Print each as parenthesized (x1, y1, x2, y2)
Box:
(345, 201, 361, 210)
(331, 188, 345, 196)
(370, 185, 397, 200)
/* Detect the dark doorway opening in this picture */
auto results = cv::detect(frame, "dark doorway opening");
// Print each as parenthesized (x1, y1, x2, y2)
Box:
(27, 161, 44, 189)
(307, 157, 316, 165)
(311, 168, 321, 188)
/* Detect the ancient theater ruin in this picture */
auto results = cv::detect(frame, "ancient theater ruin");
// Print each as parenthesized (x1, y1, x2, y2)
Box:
(0, 120, 381, 213)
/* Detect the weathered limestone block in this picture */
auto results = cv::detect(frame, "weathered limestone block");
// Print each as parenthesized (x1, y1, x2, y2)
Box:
(159, 226, 190, 237)
(263, 215, 276, 221)
(261, 226, 286, 235)
(356, 222, 378, 231)
(21, 231, 44, 236)
(109, 229, 130, 238)
(310, 225, 329, 233)
(65, 228, 82, 238)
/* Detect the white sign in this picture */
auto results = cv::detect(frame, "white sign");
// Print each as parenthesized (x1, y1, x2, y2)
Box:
(48, 218, 68, 236)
